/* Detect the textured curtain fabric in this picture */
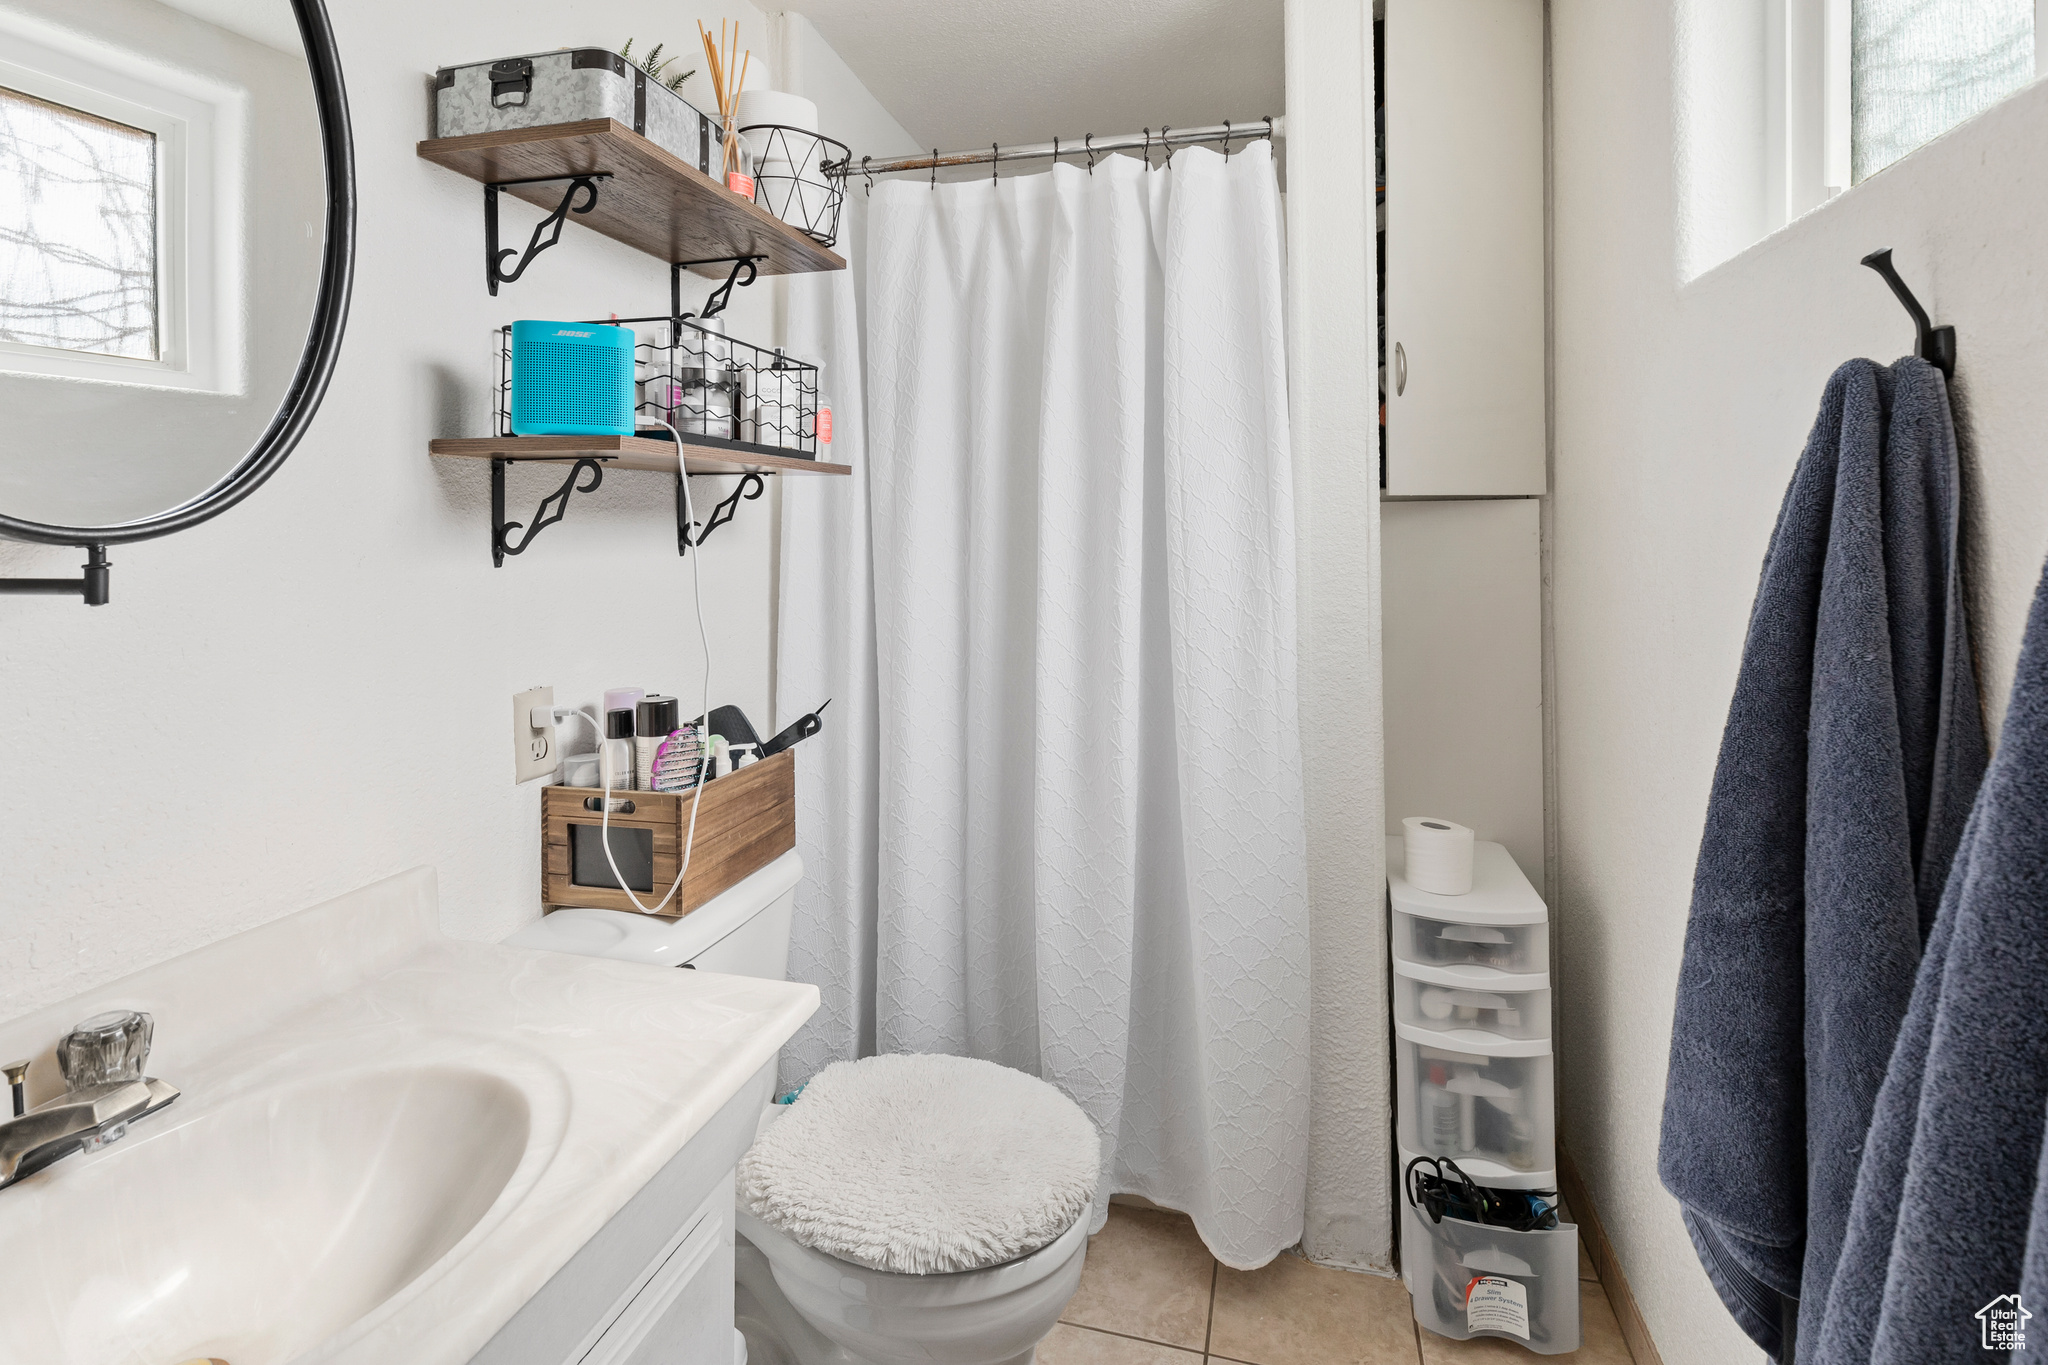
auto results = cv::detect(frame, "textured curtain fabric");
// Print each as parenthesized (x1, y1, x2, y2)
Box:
(778, 144, 1310, 1267)
(777, 195, 881, 1083)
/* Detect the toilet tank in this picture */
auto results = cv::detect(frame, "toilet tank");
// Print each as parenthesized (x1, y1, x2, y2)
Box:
(504, 850, 802, 979)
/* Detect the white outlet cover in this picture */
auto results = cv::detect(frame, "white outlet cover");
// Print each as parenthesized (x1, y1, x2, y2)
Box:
(513, 685, 557, 783)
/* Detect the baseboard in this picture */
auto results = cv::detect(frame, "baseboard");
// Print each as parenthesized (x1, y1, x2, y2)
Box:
(1557, 1147, 1664, 1365)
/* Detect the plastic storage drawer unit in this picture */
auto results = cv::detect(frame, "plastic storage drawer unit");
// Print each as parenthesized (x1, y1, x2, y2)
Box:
(1393, 959, 1551, 1043)
(1389, 839, 1549, 975)
(1401, 1197, 1582, 1354)
(1394, 913, 1548, 975)
(1396, 1024, 1556, 1180)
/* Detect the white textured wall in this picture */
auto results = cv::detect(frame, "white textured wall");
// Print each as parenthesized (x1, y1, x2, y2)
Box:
(1551, 6, 2048, 1363)
(1285, 0, 1390, 1273)
(0, 1, 908, 1021)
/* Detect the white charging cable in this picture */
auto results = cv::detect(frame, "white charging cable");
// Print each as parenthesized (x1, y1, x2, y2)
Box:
(597, 415, 715, 915)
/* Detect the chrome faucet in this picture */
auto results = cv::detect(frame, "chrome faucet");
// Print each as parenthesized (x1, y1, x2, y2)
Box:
(0, 1010, 179, 1192)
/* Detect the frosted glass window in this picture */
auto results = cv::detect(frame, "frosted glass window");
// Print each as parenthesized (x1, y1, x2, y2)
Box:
(0, 85, 157, 359)
(1853, 0, 2034, 183)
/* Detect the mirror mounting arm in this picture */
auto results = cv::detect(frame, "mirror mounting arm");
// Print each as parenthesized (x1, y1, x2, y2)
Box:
(0, 546, 111, 606)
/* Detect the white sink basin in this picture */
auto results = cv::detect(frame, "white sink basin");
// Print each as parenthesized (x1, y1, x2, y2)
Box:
(0, 867, 820, 1365)
(0, 1066, 530, 1365)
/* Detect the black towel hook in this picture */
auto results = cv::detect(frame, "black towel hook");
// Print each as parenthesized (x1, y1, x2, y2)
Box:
(1861, 248, 1957, 381)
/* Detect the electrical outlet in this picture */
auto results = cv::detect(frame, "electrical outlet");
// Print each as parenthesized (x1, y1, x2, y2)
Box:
(513, 685, 557, 783)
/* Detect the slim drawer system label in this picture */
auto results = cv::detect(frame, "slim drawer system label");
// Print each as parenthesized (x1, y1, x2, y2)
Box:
(1464, 1275, 1530, 1339)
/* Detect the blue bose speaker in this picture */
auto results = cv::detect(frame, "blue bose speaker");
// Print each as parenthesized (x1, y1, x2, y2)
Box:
(510, 321, 636, 437)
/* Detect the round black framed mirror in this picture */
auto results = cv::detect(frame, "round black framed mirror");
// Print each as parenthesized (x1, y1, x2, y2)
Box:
(0, 0, 355, 604)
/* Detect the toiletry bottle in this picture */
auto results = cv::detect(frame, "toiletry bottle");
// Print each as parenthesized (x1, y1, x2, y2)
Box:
(603, 709, 637, 791)
(635, 696, 680, 790)
(604, 686, 645, 717)
(1423, 1062, 1459, 1157)
(1507, 1107, 1536, 1170)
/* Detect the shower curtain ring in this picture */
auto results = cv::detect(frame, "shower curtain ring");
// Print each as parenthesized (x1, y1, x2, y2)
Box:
(1085, 133, 1095, 174)
(1142, 128, 1152, 171)
(1052, 136, 1059, 170)
(931, 150, 938, 190)
(992, 143, 999, 183)
(1161, 126, 1172, 169)
(1222, 120, 1232, 160)
(861, 154, 874, 196)
(1264, 115, 1274, 144)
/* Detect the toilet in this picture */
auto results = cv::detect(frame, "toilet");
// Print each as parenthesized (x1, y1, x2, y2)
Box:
(505, 851, 1094, 1365)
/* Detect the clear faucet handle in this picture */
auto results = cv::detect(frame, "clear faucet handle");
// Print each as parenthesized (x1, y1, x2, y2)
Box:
(57, 1010, 153, 1089)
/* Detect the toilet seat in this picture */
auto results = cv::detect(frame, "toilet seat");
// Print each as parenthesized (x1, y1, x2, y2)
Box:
(739, 1053, 1099, 1275)
(737, 1202, 1091, 1365)
(734, 1053, 1099, 1365)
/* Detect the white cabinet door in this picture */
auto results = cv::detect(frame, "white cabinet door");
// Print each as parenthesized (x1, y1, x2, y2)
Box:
(1383, 0, 1546, 496)
(582, 1173, 735, 1365)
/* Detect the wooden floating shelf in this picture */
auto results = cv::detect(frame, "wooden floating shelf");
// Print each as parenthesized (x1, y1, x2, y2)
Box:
(430, 435, 851, 478)
(417, 119, 847, 279)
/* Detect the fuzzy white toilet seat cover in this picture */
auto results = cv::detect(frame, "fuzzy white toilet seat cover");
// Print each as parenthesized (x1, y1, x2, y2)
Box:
(737, 1052, 1101, 1275)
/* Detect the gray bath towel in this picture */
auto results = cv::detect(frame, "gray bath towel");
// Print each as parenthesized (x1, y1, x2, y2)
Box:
(1810, 554, 2048, 1363)
(1659, 356, 1985, 1362)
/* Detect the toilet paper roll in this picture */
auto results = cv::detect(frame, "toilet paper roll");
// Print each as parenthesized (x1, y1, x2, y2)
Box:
(1403, 816, 1476, 895)
(737, 89, 819, 133)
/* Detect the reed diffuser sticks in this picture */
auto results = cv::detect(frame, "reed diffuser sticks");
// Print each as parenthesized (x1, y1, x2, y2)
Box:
(698, 19, 752, 183)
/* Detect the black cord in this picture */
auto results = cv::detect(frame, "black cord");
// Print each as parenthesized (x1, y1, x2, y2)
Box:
(1404, 1155, 1560, 1232)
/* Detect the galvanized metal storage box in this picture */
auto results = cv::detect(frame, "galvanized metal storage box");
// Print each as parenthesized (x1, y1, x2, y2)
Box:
(434, 49, 713, 174)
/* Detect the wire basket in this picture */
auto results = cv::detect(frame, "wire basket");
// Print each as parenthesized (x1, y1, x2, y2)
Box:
(496, 315, 822, 459)
(739, 124, 848, 246)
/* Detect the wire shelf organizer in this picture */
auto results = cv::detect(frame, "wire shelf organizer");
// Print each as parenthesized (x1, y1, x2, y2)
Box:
(494, 314, 822, 461)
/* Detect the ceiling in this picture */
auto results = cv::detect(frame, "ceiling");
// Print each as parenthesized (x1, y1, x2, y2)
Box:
(158, 0, 303, 55)
(794, 0, 1283, 155)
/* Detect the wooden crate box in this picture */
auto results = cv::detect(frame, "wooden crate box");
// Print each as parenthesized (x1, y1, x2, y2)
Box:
(541, 749, 795, 917)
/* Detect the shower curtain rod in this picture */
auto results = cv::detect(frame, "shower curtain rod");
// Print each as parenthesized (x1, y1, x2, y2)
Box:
(829, 118, 1286, 179)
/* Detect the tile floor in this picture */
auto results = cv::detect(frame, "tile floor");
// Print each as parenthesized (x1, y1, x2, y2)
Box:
(1042, 1203, 1638, 1365)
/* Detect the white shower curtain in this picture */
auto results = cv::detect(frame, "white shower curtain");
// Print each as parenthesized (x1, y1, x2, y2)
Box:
(778, 143, 1308, 1267)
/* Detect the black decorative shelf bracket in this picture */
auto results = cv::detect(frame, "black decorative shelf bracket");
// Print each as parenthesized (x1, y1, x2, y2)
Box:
(0, 544, 110, 605)
(493, 457, 607, 567)
(485, 173, 612, 296)
(678, 470, 766, 554)
(670, 256, 762, 324)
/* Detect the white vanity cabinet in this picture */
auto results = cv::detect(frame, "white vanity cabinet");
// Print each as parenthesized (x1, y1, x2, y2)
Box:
(1381, 0, 1545, 496)
(577, 1175, 738, 1365)
(470, 1061, 774, 1365)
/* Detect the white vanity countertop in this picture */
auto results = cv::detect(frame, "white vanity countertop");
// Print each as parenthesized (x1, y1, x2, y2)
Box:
(308, 939, 815, 1364)
(0, 867, 818, 1365)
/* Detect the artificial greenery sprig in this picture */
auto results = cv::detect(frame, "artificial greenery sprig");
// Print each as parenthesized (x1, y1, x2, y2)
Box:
(620, 38, 694, 92)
